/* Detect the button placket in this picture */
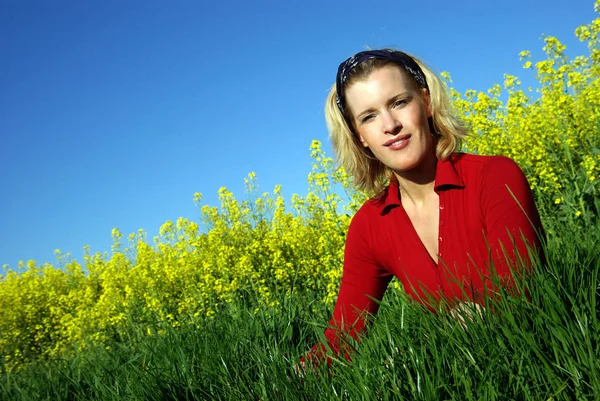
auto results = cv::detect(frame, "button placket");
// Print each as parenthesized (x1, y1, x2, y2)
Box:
(436, 199, 445, 291)
(438, 202, 444, 258)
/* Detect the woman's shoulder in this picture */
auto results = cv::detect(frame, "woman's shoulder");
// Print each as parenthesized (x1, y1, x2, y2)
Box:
(452, 152, 520, 167)
(348, 187, 394, 228)
(352, 196, 382, 222)
(451, 153, 524, 178)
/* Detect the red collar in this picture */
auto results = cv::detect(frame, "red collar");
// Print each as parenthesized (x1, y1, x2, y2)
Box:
(381, 154, 465, 211)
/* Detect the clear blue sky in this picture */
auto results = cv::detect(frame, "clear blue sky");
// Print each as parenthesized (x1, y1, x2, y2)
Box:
(1, 0, 595, 270)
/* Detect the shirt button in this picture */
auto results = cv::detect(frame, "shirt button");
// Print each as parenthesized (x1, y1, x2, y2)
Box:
(439, 237, 443, 241)
(439, 205, 445, 210)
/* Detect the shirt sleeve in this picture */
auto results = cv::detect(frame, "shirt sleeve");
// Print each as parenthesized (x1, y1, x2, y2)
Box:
(479, 156, 545, 290)
(303, 207, 394, 364)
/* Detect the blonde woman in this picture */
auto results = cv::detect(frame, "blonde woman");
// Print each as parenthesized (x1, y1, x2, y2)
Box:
(302, 49, 545, 365)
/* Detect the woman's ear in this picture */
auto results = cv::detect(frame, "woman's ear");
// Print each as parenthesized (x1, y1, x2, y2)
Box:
(358, 133, 369, 148)
(422, 88, 433, 117)
(351, 117, 369, 147)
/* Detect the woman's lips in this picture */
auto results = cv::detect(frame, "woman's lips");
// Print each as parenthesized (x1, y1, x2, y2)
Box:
(385, 134, 411, 150)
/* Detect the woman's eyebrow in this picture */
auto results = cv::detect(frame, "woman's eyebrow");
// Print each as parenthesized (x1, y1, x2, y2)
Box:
(355, 107, 377, 120)
(387, 92, 410, 105)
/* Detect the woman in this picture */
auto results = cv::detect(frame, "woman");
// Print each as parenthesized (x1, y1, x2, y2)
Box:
(302, 49, 545, 365)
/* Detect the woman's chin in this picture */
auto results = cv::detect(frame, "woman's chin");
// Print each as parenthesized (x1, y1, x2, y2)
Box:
(387, 157, 421, 173)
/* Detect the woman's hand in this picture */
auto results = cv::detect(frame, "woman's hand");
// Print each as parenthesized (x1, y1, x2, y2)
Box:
(292, 360, 306, 379)
(450, 302, 484, 329)
(384, 347, 402, 369)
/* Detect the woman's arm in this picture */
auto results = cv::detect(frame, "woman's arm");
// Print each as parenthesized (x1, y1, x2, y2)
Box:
(480, 156, 545, 287)
(302, 210, 393, 365)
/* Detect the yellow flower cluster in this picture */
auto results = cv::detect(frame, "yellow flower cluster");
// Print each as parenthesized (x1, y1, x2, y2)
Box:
(451, 18, 600, 204)
(0, 143, 353, 370)
(2, 11, 600, 371)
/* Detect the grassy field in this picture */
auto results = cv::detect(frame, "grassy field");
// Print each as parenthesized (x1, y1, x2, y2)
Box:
(1, 212, 599, 400)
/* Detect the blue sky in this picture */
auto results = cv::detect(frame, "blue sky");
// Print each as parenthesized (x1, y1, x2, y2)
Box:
(1, 0, 595, 270)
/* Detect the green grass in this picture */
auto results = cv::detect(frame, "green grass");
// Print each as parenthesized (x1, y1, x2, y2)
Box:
(1, 209, 599, 400)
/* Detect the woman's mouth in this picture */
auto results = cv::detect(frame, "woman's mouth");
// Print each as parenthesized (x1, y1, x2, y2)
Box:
(385, 134, 411, 150)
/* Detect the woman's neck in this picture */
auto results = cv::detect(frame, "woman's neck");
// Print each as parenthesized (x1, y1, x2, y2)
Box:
(393, 152, 438, 207)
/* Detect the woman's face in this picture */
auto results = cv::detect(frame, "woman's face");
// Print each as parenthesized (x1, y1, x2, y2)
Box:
(345, 65, 435, 175)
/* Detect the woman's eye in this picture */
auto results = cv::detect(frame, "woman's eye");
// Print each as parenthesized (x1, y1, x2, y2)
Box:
(362, 114, 375, 123)
(393, 99, 407, 108)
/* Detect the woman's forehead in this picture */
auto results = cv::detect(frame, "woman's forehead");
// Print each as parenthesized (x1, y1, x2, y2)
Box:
(345, 66, 414, 108)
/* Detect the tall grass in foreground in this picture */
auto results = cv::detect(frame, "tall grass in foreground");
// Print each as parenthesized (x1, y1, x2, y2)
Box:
(1, 212, 598, 400)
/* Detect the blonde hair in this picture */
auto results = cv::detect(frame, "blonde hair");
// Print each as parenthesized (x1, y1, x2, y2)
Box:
(325, 52, 467, 195)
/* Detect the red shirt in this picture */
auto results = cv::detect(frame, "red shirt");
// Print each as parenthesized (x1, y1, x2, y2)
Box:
(311, 153, 544, 360)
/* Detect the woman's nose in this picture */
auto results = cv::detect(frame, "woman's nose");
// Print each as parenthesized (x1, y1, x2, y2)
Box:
(381, 112, 401, 134)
